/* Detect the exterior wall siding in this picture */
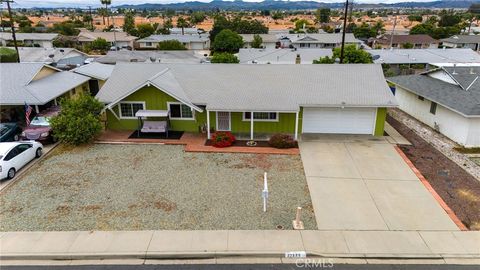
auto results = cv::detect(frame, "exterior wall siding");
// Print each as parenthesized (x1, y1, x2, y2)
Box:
(106, 86, 203, 132)
(394, 86, 476, 146)
(374, 107, 387, 136)
(229, 112, 296, 134)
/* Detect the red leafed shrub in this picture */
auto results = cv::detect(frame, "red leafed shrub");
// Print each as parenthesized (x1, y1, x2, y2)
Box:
(268, 134, 297, 149)
(211, 131, 236, 148)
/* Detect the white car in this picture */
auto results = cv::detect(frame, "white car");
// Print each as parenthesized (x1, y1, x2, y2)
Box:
(0, 141, 43, 180)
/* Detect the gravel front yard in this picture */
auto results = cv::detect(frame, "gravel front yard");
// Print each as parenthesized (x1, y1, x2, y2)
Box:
(0, 144, 316, 231)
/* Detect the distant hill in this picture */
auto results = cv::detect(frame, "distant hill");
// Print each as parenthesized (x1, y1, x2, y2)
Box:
(116, 0, 479, 11)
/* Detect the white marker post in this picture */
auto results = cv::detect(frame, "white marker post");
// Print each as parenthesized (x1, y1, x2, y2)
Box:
(262, 172, 268, 212)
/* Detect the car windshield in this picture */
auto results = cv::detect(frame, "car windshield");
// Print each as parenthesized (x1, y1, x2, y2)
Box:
(30, 116, 50, 126)
(0, 125, 7, 135)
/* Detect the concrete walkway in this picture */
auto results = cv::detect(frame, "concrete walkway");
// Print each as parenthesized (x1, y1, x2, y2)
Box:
(1, 230, 479, 260)
(299, 138, 459, 231)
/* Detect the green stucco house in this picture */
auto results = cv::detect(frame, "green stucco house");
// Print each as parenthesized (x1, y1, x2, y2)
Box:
(96, 63, 397, 140)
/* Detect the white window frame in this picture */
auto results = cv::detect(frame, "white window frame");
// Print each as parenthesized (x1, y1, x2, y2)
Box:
(167, 102, 195, 120)
(242, 112, 279, 122)
(118, 101, 146, 119)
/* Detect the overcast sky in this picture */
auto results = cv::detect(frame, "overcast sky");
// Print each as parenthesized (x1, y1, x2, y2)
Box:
(10, 0, 436, 8)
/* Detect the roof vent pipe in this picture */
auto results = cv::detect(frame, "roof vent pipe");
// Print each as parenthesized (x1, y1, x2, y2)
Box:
(452, 64, 457, 75)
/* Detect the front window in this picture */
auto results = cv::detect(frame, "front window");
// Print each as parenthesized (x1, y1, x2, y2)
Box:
(430, 102, 437, 115)
(243, 112, 278, 122)
(169, 103, 193, 119)
(30, 116, 51, 126)
(146, 42, 152, 47)
(119, 102, 144, 118)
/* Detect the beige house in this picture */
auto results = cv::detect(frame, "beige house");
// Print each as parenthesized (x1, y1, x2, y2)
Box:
(77, 31, 137, 49)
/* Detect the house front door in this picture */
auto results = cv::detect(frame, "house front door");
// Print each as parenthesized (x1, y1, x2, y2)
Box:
(216, 112, 231, 131)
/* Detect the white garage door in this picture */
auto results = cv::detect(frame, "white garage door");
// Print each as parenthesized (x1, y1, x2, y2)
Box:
(302, 107, 376, 134)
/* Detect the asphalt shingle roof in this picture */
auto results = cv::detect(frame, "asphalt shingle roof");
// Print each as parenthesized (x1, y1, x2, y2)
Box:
(0, 63, 90, 105)
(97, 63, 397, 111)
(441, 35, 480, 44)
(238, 48, 332, 64)
(73, 62, 114, 81)
(388, 67, 480, 116)
(137, 34, 209, 43)
(369, 48, 480, 64)
(0, 33, 58, 41)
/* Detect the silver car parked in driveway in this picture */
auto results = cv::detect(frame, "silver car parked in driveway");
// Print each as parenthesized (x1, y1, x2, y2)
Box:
(0, 141, 43, 179)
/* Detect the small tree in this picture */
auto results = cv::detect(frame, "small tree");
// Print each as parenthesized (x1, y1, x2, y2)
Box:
(123, 11, 136, 36)
(313, 45, 373, 64)
(157, 40, 187, 50)
(136, 23, 155, 38)
(50, 94, 104, 145)
(90, 37, 110, 52)
(211, 29, 244, 53)
(211, 52, 239, 63)
(251, 34, 263, 48)
(316, 8, 331, 24)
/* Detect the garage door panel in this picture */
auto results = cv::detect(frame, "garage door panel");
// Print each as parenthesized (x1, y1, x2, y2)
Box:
(303, 107, 376, 134)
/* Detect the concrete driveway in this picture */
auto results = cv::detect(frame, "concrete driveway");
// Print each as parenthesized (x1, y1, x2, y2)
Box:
(299, 137, 459, 231)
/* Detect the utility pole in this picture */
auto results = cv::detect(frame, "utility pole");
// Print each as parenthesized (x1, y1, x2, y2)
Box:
(339, 0, 349, 64)
(87, 5, 93, 28)
(389, 15, 397, 49)
(1, 0, 20, 62)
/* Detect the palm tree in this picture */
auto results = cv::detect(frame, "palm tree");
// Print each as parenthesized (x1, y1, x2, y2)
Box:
(100, 0, 112, 26)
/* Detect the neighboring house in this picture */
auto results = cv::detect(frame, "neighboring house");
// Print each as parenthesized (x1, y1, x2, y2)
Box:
(281, 33, 362, 49)
(0, 63, 90, 121)
(388, 67, 480, 147)
(95, 50, 205, 64)
(238, 48, 332, 64)
(96, 63, 397, 140)
(77, 31, 137, 49)
(73, 62, 114, 96)
(0, 33, 58, 48)
(11, 47, 88, 67)
(441, 35, 480, 52)
(136, 34, 210, 50)
(240, 34, 279, 49)
(370, 34, 439, 49)
(369, 48, 480, 75)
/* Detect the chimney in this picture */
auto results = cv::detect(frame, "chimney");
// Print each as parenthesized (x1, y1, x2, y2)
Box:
(295, 54, 301, 64)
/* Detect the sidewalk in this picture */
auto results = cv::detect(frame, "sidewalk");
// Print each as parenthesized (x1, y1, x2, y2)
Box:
(1, 230, 479, 260)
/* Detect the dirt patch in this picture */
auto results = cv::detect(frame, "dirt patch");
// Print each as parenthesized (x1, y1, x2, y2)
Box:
(388, 116, 480, 230)
(153, 199, 177, 212)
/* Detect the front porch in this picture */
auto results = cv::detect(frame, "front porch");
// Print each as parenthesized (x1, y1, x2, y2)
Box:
(96, 130, 299, 155)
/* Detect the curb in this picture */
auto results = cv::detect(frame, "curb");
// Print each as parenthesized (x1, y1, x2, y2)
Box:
(394, 146, 468, 231)
(3, 251, 475, 261)
(0, 142, 59, 194)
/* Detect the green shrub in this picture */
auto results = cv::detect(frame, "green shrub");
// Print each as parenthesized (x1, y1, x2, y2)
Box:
(0, 47, 18, 62)
(211, 52, 239, 63)
(50, 94, 104, 145)
(157, 40, 187, 50)
(268, 134, 297, 149)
